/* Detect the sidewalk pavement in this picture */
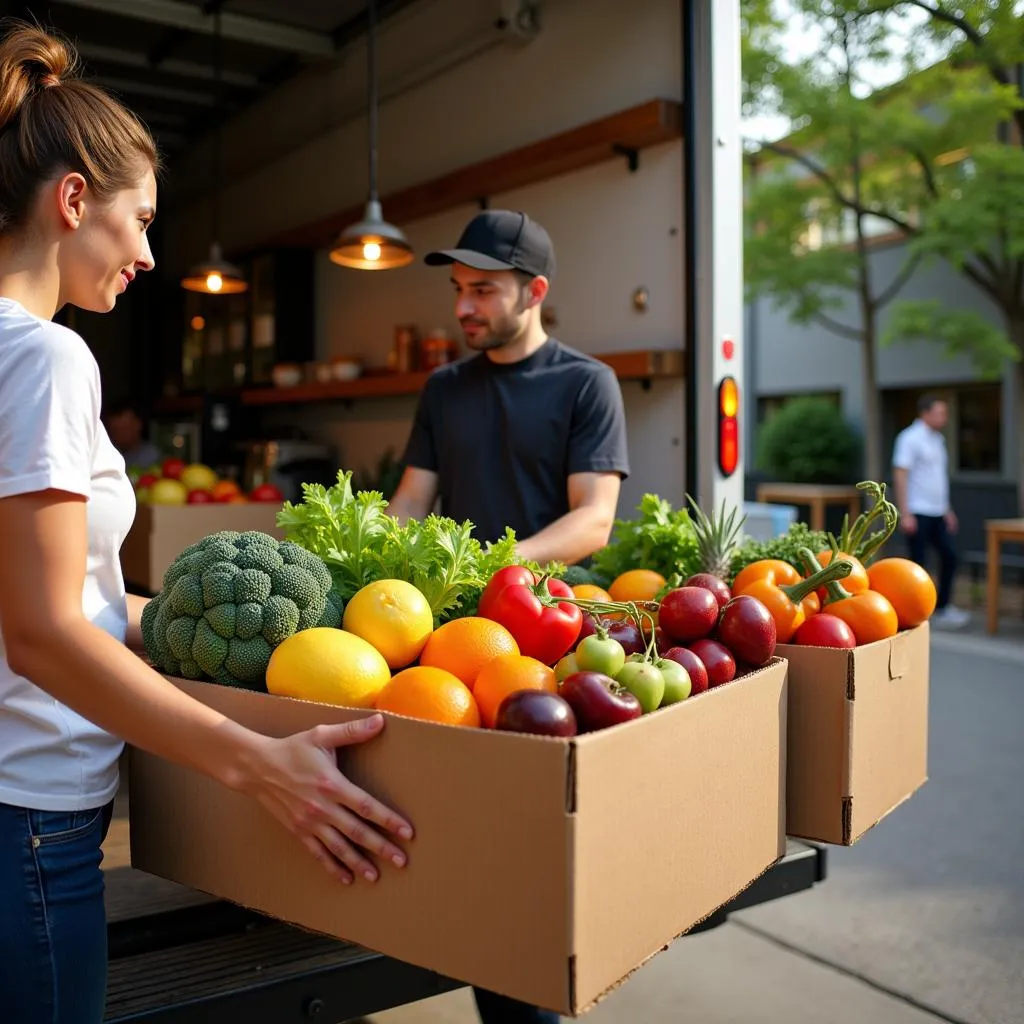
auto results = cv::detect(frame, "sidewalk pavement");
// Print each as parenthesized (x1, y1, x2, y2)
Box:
(367, 920, 950, 1024)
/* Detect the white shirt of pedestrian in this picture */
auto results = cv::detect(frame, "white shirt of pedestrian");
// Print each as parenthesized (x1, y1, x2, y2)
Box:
(892, 418, 949, 517)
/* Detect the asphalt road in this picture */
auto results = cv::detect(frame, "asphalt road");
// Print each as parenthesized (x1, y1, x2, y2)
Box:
(735, 633, 1024, 1024)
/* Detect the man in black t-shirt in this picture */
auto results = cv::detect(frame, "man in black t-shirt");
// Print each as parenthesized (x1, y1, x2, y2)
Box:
(388, 211, 629, 1024)
(389, 210, 630, 569)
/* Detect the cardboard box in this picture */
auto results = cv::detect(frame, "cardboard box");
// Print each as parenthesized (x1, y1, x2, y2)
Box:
(129, 661, 788, 1015)
(120, 504, 285, 592)
(780, 622, 929, 845)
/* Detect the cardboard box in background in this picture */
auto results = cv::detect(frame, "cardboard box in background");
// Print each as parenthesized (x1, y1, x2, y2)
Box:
(780, 622, 929, 845)
(120, 504, 285, 593)
(129, 662, 788, 1016)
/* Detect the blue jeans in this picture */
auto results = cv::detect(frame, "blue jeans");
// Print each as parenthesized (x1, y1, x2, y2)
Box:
(473, 987, 561, 1023)
(0, 799, 114, 1024)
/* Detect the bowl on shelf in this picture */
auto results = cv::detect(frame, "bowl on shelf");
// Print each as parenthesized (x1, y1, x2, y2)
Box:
(271, 363, 303, 388)
(330, 357, 363, 382)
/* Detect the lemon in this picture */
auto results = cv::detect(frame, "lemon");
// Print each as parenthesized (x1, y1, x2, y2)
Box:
(342, 579, 434, 669)
(266, 628, 391, 709)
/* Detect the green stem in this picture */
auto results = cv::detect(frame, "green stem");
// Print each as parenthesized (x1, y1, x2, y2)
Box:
(783, 548, 854, 604)
(847, 481, 899, 563)
(538, 592, 661, 662)
(797, 548, 853, 604)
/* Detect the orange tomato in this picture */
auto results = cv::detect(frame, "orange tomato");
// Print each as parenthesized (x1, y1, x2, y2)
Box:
(814, 550, 869, 595)
(866, 557, 937, 629)
(824, 590, 899, 645)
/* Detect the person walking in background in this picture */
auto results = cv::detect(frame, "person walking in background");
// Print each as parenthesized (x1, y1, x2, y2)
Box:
(892, 394, 970, 628)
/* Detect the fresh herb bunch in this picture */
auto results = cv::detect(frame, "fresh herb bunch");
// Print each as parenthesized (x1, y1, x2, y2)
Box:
(276, 471, 552, 623)
(589, 494, 702, 588)
(728, 521, 831, 583)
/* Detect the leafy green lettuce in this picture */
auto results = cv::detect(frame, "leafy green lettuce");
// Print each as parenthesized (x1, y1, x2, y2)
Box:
(276, 471, 545, 623)
(588, 493, 702, 588)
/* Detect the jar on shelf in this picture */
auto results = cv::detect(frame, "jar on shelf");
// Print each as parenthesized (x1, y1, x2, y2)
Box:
(392, 324, 420, 372)
(421, 328, 458, 370)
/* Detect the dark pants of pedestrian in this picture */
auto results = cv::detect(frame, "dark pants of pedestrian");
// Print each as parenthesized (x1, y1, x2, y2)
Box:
(0, 798, 116, 1023)
(907, 514, 957, 610)
(474, 987, 561, 1023)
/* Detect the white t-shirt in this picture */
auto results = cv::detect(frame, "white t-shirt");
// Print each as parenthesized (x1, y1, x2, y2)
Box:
(892, 418, 949, 517)
(0, 298, 136, 811)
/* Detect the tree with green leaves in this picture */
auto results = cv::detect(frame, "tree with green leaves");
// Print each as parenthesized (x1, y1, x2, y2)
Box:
(742, 0, 1023, 491)
(743, 0, 923, 482)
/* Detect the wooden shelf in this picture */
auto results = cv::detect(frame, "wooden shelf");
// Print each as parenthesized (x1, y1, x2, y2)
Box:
(257, 99, 682, 252)
(237, 348, 685, 407)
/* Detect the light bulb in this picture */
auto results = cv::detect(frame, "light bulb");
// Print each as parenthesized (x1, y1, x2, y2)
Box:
(362, 241, 382, 263)
(206, 272, 223, 293)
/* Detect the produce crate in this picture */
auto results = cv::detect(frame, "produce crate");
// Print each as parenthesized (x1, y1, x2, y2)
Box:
(120, 505, 285, 593)
(779, 622, 929, 845)
(129, 660, 788, 1016)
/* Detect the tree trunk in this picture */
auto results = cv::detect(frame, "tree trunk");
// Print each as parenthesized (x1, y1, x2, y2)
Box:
(861, 318, 883, 483)
(1010, 314, 1024, 515)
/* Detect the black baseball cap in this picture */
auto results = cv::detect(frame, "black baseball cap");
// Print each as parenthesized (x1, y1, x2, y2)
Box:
(424, 210, 556, 279)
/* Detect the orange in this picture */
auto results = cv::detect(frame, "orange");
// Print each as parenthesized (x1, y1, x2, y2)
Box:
(418, 616, 519, 690)
(375, 666, 480, 728)
(342, 579, 434, 669)
(608, 569, 666, 603)
(866, 557, 937, 629)
(472, 654, 557, 729)
(211, 479, 241, 500)
(572, 584, 612, 603)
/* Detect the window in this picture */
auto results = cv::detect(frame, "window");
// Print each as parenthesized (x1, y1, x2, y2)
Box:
(956, 384, 1002, 473)
(883, 383, 1002, 474)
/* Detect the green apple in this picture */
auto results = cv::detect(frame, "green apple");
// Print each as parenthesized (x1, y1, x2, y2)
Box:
(656, 658, 692, 705)
(615, 661, 665, 714)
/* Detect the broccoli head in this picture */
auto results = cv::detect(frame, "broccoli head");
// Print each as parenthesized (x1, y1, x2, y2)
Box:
(141, 531, 344, 689)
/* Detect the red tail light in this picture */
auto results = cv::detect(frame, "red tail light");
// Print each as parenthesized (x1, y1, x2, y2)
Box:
(718, 376, 739, 477)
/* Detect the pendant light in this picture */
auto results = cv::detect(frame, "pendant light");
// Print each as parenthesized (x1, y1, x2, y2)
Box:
(329, 0, 413, 270)
(181, 7, 248, 295)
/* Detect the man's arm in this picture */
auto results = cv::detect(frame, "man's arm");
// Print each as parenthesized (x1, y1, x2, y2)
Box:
(387, 467, 439, 525)
(515, 471, 620, 566)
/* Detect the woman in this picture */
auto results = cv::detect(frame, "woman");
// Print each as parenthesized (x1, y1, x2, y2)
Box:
(0, 21, 413, 1023)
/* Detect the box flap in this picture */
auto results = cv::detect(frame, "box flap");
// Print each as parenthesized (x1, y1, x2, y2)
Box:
(847, 624, 930, 841)
(130, 679, 575, 1013)
(776, 644, 853, 845)
(569, 662, 788, 1011)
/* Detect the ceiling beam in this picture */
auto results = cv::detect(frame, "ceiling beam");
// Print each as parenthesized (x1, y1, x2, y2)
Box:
(76, 42, 261, 88)
(94, 74, 220, 106)
(55, 0, 337, 58)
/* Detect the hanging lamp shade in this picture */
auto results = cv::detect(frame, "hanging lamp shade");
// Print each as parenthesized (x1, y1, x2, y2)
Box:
(329, 0, 412, 271)
(329, 199, 414, 270)
(180, 242, 249, 295)
(181, 10, 247, 296)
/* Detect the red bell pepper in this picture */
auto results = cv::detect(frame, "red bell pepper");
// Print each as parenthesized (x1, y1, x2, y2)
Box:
(478, 567, 583, 666)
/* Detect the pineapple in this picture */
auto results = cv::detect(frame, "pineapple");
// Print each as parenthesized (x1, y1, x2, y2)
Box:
(686, 495, 746, 580)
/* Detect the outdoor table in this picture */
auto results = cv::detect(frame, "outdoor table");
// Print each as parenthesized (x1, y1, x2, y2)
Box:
(985, 518, 1024, 635)
(755, 483, 863, 533)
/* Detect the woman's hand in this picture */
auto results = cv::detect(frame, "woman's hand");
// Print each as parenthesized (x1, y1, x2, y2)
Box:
(238, 714, 414, 885)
